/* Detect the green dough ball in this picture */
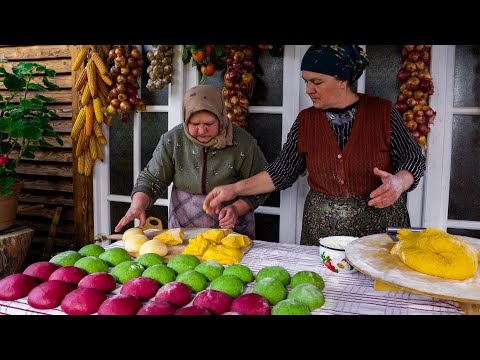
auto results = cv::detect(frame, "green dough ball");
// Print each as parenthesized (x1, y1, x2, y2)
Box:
(167, 254, 201, 275)
(74, 256, 109, 274)
(290, 271, 325, 291)
(78, 244, 105, 257)
(287, 283, 325, 310)
(176, 270, 208, 292)
(210, 274, 244, 298)
(223, 264, 253, 284)
(50, 250, 83, 266)
(99, 248, 131, 267)
(110, 261, 145, 284)
(252, 277, 286, 305)
(142, 264, 176, 285)
(271, 299, 311, 315)
(255, 266, 291, 286)
(194, 261, 224, 282)
(136, 253, 165, 268)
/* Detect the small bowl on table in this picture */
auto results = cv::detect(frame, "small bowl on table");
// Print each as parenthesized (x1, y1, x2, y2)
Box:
(319, 236, 358, 274)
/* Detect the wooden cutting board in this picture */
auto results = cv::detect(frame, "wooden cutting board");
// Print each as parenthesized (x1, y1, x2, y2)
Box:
(109, 228, 253, 263)
(345, 233, 480, 313)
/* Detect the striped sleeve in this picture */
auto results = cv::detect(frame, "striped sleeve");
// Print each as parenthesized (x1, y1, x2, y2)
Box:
(265, 118, 307, 190)
(390, 107, 426, 191)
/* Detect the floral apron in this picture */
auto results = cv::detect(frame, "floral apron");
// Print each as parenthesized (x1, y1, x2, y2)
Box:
(300, 189, 410, 246)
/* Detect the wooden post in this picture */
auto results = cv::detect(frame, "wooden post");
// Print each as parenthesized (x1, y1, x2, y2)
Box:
(71, 45, 94, 249)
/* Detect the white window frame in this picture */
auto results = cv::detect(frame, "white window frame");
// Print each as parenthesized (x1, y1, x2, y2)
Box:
(94, 45, 302, 244)
(422, 45, 480, 232)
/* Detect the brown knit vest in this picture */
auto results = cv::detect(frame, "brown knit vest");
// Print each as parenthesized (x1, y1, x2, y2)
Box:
(298, 94, 392, 198)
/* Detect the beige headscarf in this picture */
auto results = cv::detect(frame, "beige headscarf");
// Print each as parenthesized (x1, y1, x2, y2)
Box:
(183, 84, 233, 149)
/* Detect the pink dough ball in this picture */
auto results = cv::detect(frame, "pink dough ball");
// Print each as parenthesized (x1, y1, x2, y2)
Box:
(27, 280, 74, 309)
(155, 281, 192, 307)
(0, 273, 38, 301)
(120, 276, 160, 300)
(78, 272, 117, 293)
(48, 266, 87, 285)
(23, 261, 60, 282)
(97, 294, 143, 315)
(231, 292, 271, 315)
(192, 289, 233, 315)
(61, 287, 107, 315)
(137, 300, 177, 315)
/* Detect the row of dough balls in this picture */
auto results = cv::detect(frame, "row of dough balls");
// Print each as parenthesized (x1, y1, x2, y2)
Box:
(122, 227, 169, 257)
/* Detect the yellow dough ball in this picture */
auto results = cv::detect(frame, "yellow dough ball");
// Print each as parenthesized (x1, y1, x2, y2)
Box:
(390, 228, 479, 280)
(122, 227, 145, 242)
(124, 234, 149, 256)
(139, 239, 169, 257)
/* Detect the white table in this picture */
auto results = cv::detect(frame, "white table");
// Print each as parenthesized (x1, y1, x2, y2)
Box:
(0, 240, 465, 315)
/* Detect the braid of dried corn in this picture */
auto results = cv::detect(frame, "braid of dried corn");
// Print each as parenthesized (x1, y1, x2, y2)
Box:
(89, 136, 98, 161)
(95, 138, 104, 161)
(71, 107, 86, 140)
(81, 84, 91, 106)
(77, 153, 85, 175)
(93, 97, 104, 123)
(103, 114, 112, 127)
(85, 101, 94, 137)
(96, 69, 111, 99)
(84, 150, 93, 176)
(91, 51, 110, 77)
(76, 127, 86, 157)
(73, 67, 88, 91)
(72, 45, 90, 72)
(86, 60, 98, 97)
(93, 119, 105, 139)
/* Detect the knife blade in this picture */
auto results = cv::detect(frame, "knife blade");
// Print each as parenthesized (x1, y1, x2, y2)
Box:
(385, 227, 426, 242)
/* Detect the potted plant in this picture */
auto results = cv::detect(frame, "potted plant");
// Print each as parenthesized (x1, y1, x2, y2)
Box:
(0, 61, 63, 230)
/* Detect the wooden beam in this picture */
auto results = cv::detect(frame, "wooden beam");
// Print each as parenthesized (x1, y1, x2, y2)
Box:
(15, 163, 73, 177)
(16, 219, 74, 235)
(10, 149, 73, 162)
(0, 45, 71, 59)
(18, 206, 74, 221)
(34, 134, 72, 149)
(0, 89, 72, 104)
(48, 119, 72, 133)
(19, 192, 74, 206)
(0, 74, 71, 90)
(0, 58, 71, 74)
(71, 45, 94, 248)
(47, 104, 72, 118)
(20, 178, 73, 193)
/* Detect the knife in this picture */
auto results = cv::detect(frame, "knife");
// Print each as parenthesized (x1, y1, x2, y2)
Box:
(385, 227, 426, 242)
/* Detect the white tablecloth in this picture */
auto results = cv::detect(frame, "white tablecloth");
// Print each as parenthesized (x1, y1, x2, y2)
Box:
(0, 240, 465, 315)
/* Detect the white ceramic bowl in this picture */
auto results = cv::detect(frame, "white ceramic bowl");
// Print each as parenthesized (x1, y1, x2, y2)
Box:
(319, 236, 358, 274)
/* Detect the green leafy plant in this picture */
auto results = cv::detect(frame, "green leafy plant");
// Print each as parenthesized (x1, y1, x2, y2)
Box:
(0, 61, 63, 196)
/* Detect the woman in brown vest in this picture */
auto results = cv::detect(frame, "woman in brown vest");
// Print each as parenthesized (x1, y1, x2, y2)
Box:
(204, 45, 426, 245)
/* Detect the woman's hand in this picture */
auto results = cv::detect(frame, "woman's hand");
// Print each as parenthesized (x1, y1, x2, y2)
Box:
(203, 184, 237, 215)
(218, 204, 239, 229)
(368, 167, 414, 208)
(114, 192, 150, 232)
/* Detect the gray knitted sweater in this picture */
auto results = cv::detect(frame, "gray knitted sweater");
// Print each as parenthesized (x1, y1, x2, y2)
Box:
(132, 124, 270, 210)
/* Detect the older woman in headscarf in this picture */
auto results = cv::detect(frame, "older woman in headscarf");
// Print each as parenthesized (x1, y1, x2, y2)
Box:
(204, 45, 426, 245)
(115, 84, 269, 239)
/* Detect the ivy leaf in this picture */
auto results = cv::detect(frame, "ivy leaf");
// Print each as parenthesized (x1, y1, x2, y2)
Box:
(42, 77, 60, 90)
(0, 116, 12, 132)
(3, 73, 26, 91)
(20, 99, 43, 110)
(27, 83, 47, 91)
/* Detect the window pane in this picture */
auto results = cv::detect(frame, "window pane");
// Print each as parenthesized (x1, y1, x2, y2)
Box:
(246, 113, 282, 207)
(365, 45, 402, 104)
(110, 115, 133, 196)
(448, 115, 480, 221)
(110, 202, 133, 234)
(454, 45, 480, 107)
(254, 213, 279, 242)
(146, 205, 169, 230)
(250, 49, 284, 106)
(204, 69, 224, 89)
(447, 228, 480, 239)
(139, 112, 169, 200)
(141, 45, 169, 106)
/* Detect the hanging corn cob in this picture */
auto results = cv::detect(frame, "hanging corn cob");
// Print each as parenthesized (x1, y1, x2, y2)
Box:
(70, 45, 113, 176)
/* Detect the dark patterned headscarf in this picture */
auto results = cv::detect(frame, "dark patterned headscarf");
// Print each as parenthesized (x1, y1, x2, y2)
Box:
(301, 45, 369, 82)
